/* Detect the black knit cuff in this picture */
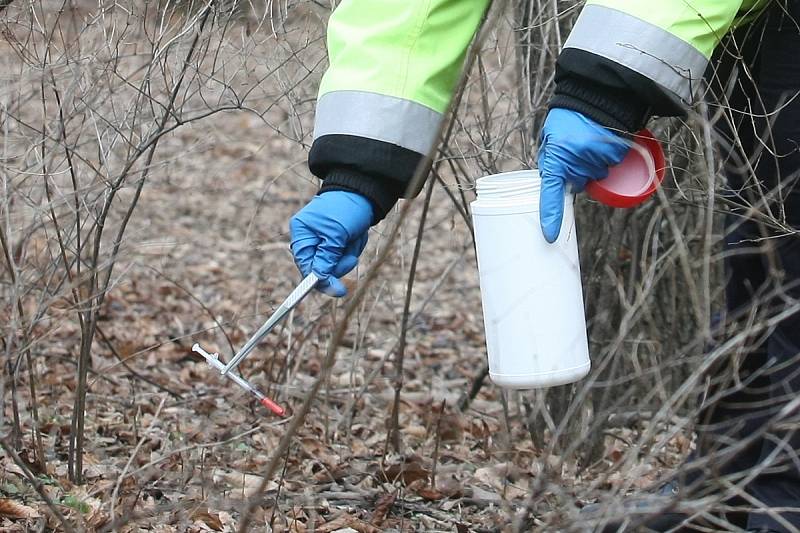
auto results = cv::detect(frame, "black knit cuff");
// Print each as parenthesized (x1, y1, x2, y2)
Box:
(319, 168, 403, 224)
(308, 134, 424, 223)
(551, 76, 651, 133)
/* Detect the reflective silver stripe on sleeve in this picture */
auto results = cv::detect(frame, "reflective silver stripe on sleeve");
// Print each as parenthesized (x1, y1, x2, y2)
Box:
(313, 90, 442, 155)
(563, 4, 708, 103)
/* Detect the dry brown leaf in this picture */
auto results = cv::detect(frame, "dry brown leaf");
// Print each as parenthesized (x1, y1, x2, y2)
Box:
(317, 513, 379, 533)
(87, 509, 110, 530)
(468, 419, 492, 439)
(378, 460, 430, 486)
(2, 462, 26, 478)
(402, 424, 427, 439)
(213, 470, 277, 497)
(369, 491, 396, 526)
(288, 516, 308, 533)
(415, 486, 445, 501)
(670, 434, 692, 454)
(350, 440, 372, 458)
(300, 437, 344, 479)
(0, 499, 40, 519)
(313, 465, 349, 483)
(473, 463, 528, 500)
(17, 449, 45, 475)
(434, 414, 464, 443)
(606, 444, 625, 463)
(191, 509, 223, 531)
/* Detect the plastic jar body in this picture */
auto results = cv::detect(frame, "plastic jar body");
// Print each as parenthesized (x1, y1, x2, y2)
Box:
(471, 170, 590, 389)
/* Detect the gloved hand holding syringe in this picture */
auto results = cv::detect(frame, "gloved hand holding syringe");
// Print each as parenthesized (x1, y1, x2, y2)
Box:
(192, 272, 319, 417)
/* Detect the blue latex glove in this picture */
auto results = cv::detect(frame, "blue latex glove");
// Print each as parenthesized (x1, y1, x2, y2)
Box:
(538, 108, 631, 243)
(289, 190, 373, 297)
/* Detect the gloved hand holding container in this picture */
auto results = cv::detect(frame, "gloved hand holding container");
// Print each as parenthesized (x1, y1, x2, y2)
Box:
(471, 170, 591, 389)
(471, 109, 664, 390)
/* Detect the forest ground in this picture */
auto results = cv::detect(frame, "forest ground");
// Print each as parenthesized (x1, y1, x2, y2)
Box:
(0, 3, 692, 531)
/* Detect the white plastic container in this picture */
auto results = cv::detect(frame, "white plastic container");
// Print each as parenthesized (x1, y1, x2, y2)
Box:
(471, 170, 590, 389)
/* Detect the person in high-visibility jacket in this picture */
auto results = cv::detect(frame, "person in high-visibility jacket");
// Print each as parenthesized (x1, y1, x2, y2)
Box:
(289, 1, 800, 530)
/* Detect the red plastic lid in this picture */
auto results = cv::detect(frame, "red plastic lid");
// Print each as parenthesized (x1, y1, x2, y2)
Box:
(585, 129, 665, 209)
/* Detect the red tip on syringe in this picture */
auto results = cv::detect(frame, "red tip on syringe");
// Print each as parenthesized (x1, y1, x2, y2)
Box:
(260, 397, 286, 417)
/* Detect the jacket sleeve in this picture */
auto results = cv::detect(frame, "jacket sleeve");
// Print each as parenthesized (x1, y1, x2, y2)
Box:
(552, 0, 768, 132)
(308, 0, 490, 223)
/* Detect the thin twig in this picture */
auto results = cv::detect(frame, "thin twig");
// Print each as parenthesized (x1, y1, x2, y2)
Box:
(0, 438, 77, 533)
(388, 177, 436, 452)
(430, 399, 446, 488)
(110, 396, 166, 521)
(96, 326, 183, 399)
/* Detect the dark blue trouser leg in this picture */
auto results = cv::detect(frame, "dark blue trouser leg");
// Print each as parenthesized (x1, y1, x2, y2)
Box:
(697, 3, 800, 531)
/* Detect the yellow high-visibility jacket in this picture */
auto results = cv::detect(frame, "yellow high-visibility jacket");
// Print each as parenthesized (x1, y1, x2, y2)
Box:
(309, 0, 768, 221)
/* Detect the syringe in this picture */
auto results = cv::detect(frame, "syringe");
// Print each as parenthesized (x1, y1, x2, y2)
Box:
(192, 343, 285, 417)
